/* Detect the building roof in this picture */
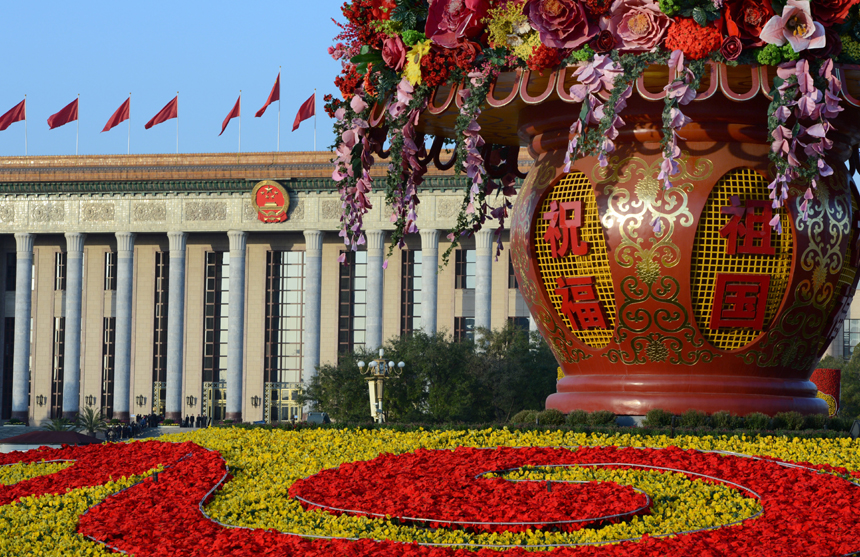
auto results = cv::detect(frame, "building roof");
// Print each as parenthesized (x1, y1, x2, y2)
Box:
(0, 151, 531, 194)
(1, 431, 102, 446)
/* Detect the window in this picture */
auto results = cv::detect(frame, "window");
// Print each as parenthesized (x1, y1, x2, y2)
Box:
(50, 318, 65, 419)
(400, 250, 423, 336)
(264, 251, 305, 384)
(5, 253, 15, 291)
(508, 253, 518, 289)
(203, 252, 229, 384)
(1, 317, 13, 419)
(104, 252, 116, 291)
(152, 252, 169, 414)
(101, 318, 115, 418)
(844, 319, 860, 360)
(454, 317, 475, 342)
(338, 251, 367, 353)
(508, 316, 530, 331)
(455, 249, 476, 289)
(54, 252, 66, 291)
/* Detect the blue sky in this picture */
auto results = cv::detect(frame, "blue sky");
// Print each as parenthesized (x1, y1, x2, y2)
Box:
(0, 0, 346, 156)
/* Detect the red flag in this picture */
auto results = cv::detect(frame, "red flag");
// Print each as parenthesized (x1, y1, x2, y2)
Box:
(219, 96, 241, 136)
(292, 93, 315, 131)
(145, 96, 178, 129)
(102, 98, 130, 132)
(47, 98, 79, 130)
(255, 73, 280, 118)
(0, 99, 26, 132)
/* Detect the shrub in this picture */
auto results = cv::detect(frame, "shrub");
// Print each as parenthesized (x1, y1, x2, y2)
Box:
(772, 411, 805, 431)
(642, 409, 673, 428)
(803, 413, 827, 430)
(710, 410, 741, 430)
(510, 410, 538, 424)
(678, 409, 709, 428)
(588, 410, 616, 426)
(536, 409, 566, 426)
(566, 409, 589, 426)
(744, 412, 771, 430)
(6, 417, 24, 425)
(827, 416, 851, 431)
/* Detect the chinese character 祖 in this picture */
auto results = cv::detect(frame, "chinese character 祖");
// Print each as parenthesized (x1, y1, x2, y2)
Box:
(709, 273, 771, 329)
(543, 200, 588, 258)
(719, 196, 774, 255)
(555, 275, 608, 330)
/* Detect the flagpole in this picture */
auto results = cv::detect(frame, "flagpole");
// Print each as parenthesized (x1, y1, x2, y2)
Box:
(238, 90, 241, 154)
(76, 94, 79, 156)
(128, 93, 131, 155)
(176, 91, 179, 154)
(24, 94, 27, 156)
(314, 88, 317, 152)
(277, 67, 281, 152)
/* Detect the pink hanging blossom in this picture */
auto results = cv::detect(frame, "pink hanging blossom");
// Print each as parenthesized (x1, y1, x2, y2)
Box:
(659, 51, 696, 190)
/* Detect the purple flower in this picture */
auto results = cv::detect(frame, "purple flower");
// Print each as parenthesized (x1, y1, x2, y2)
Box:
(759, 0, 826, 52)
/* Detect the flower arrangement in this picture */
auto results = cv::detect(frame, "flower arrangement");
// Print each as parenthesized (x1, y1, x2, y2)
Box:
(327, 0, 860, 262)
(2, 429, 860, 554)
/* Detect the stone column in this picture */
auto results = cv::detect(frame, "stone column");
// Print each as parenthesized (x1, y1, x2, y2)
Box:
(11, 233, 33, 422)
(419, 229, 439, 334)
(475, 229, 494, 334)
(113, 232, 135, 422)
(62, 233, 85, 419)
(366, 230, 386, 351)
(302, 231, 323, 384)
(226, 230, 247, 422)
(165, 232, 187, 422)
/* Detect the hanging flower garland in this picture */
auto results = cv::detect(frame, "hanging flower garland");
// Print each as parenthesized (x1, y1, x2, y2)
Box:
(325, 0, 860, 258)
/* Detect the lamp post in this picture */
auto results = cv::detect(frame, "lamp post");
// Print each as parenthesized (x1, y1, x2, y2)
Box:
(186, 395, 197, 408)
(357, 349, 404, 423)
(85, 395, 96, 407)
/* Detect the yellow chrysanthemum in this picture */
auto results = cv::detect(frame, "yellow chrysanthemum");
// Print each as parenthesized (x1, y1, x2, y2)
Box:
(404, 40, 432, 85)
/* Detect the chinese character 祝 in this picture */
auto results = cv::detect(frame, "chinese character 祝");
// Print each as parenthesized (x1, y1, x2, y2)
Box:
(543, 200, 588, 259)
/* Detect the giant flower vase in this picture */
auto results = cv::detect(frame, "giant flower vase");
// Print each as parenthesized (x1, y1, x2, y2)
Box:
(505, 64, 860, 416)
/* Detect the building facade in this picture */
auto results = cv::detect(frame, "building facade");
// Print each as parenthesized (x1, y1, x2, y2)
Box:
(0, 152, 533, 424)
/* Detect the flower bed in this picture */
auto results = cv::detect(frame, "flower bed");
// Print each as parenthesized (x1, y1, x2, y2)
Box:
(0, 428, 859, 555)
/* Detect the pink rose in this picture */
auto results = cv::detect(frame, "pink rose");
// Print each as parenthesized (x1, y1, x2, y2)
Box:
(425, 0, 491, 49)
(759, 0, 826, 52)
(524, 0, 597, 49)
(606, 0, 670, 52)
(382, 36, 407, 71)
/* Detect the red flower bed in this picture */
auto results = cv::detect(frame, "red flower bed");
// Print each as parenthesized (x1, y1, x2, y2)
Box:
(290, 447, 651, 531)
(3, 442, 860, 556)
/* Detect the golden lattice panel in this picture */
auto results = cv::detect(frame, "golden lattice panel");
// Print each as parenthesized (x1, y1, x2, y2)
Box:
(691, 168, 793, 351)
(534, 171, 615, 348)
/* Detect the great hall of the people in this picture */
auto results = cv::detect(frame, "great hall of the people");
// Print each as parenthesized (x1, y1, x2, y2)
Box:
(0, 151, 537, 425)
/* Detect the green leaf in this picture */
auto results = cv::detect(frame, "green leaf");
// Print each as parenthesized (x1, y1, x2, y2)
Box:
(351, 51, 384, 65)
(692, 6, 708, 26)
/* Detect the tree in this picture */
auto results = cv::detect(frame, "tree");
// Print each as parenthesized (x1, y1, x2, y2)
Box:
(75, 406, 108, 436)
(44, 417, 78, 432)
(303, 324, 559, 423)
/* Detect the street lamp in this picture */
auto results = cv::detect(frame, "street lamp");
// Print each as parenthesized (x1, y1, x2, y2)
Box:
(251, 396, 261, 408)
(85, 395, 96, 407)
(357, 349, 405, 423)
(136, 395, 147, 408)
(186, 395, 197, 408)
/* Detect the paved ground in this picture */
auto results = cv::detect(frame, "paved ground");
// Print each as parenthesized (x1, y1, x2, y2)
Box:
(0, 425, 204, 441)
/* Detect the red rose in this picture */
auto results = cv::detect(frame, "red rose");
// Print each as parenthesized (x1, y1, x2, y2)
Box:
(720, 35, 743, 60)
(592, 29, 616, 53)
(382, 36, 407, 71)
(812, 0, 860, 26)
(425, 0, 491, 49)
(524, 0, 598, 49)
(724, 0, 775, 47)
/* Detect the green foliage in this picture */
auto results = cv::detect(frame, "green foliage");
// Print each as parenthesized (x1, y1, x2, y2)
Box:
(390, 0, 427, 32)
(588, 410, 616, 426)
(45, 417, 78, 432)
(511, 410, 538, 424)
(304, 324, 558, 424)
(744, 412, 771, 431)
(401, 30, 426, 46)
(75, 406, 107, 436)
(566, 410, 589, 426)
(536, 409, 566, 426)
(803, 413, 827, 430)
(772, 411, 805, 431)
(657, 0, 720, 21)
(756, 44, 784, 66)
(710, 410, 742, 430)
(678, 409, 709, 428)
(642, 409, 674, 428)
(827, 416, 851, 432)
(566, 45, 595, 63)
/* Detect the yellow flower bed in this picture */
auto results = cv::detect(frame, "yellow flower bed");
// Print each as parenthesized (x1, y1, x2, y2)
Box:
(158, 427, 860, 547)
(0, 461, 73, 486)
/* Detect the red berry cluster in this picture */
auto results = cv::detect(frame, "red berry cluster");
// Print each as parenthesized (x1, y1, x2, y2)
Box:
(421, 49, 453, 88)
(323, 94, 343, 118)
(335, 64, 362, 100)
(528, 44, 564, 75)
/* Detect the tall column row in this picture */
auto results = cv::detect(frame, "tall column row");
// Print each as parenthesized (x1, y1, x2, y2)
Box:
(5, 227, 496, 423)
